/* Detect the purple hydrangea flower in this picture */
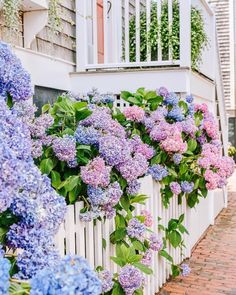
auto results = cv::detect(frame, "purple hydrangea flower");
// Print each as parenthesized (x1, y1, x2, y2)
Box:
(75, 125, 101, 146)
(141, 249, 152, 267)
(167, 106, 185, 122)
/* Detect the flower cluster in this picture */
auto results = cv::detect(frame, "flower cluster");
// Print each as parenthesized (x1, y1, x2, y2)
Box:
(30, 255, 102, 295)
(118, 265, 144, 295)
(0, 98, 67, 279)
(0, 42, 32, 101)
(147, 164, 169, 181)
(127, 218, 146, 241)
(198, 143, 235, 190)
(52, 135, 77, 165)
(0, 255, 10, 294)
(98, 270, 114, 293)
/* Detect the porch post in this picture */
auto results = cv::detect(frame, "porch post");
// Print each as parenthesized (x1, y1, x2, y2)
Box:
(76, 0, 88, 71)
(179, 0, 191, 68)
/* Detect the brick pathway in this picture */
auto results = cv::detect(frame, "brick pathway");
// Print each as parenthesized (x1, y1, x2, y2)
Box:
(158, 172, 236, 295)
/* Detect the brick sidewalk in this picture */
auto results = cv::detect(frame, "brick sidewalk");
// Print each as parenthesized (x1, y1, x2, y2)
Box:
(158, 174, 236, 295)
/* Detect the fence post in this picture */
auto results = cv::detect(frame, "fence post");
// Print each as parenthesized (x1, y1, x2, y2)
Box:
(76, 0, 88, 71)
(179, 0, 191, 68)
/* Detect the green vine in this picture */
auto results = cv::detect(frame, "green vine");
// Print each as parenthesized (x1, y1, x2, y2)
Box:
(48, 0, 63, 33)
(0, 0, 63, 36)
(128, 0, 208, 69)
(2, 0, 22, 33)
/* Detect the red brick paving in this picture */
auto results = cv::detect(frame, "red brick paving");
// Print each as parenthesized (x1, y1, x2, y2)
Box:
(158, 179, 236, 294)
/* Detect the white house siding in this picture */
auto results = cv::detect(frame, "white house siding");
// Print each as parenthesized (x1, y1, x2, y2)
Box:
(208, 0, 233, 113)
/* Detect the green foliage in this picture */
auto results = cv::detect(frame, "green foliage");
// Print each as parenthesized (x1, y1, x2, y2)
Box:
(128, 0, 208, 69)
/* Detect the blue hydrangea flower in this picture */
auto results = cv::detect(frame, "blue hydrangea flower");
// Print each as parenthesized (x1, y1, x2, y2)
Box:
(147, 164, 169, 181)
(75, 125, 101, 146)
(30, 255, 102, 295)
(181, 181, 194, 194)
(0, 256, 10, 294)
(167, 106, 185, 122)
(185, 95, 194, 104)
(173, 153, 183, 164)
(0, 42, 33, 101)
(164, 92, 179, 106)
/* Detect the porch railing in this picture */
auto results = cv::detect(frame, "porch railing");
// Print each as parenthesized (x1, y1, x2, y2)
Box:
(75, 0, 214, 76)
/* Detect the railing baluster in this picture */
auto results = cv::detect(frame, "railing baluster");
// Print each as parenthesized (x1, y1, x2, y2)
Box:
(92, 0, 98, 64)
(103, 0, 108, 63)
(76, 0, 88, 71)
(179, 0, 191, 67)
(146, 0, 151, 62)
(157, 0, 162, 61)
(168, 0, 173, 60)
(124, 0, 130, 62)
(135, 0, 140, 62)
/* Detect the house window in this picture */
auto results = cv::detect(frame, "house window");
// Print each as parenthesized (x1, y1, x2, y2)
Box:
(33, 86, 65, 114)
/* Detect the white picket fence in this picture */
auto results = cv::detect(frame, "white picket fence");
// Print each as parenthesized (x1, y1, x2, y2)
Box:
(54, 176, 227, 294)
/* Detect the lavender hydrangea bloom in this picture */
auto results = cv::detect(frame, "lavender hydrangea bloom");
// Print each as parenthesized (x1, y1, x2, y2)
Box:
(98, 270, 114, 293)
(181, 181, 194, 194)
(99, 135, 131, 166)
(118, 153, 148, 182)
(118, 265, 144, 295)
(157, 86, 169, 98)
(141, 249, 152, 267)
(0, 255, 10, 294)
(170, 182, 181, 195)
(126, 180, 141, 195)
(147, 164, 169, 181)
(30, 255, 102, 295)
(52, 135, 77, 163)
(127, 218, 146, 241)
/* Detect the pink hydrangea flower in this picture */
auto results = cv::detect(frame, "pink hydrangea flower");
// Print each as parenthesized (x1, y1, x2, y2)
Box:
(141, 210, 153, 227)
(194, 103, 208, 113)
(123, 106, 145, 122)
(81, 157, 111, 188)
